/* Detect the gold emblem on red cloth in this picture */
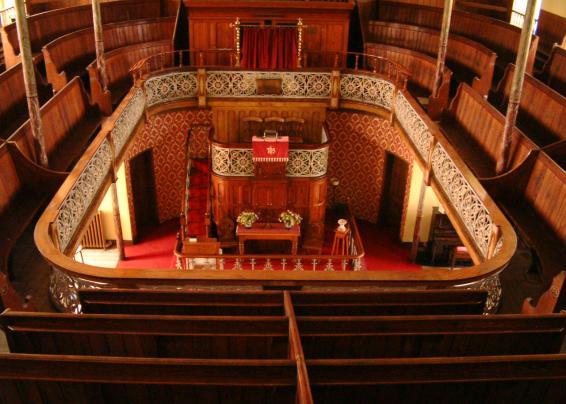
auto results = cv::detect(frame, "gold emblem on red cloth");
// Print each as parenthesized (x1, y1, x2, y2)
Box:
(267, 146, 276, 155)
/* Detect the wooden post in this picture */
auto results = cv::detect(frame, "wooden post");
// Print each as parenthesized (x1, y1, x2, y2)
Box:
(91, 0, 108, 91)
(108, 135, 125, 261)
(330, 69, 340, 109)
(13, 0, 48, 167)
(233, 17, 241, 68)
(496, 0, 541, 174)
(432, 0, 454, 98)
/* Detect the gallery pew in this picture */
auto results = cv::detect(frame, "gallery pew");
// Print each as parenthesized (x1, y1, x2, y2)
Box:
(308, 355, 566, 404)
(364, 43, 452, 119)
(1, 311, 290, 359)
(492, 64, 566, 148)
(439, 83, 537, 178)
(0, 354, 300, 404)
(43, 17, 175, 91)
(8, 77, 101, 172)
(0, 63, 52, 140)
(375, 1, 539, 80)
(87, 39, 172, 113)
(539, 44, 566, 98)
(297, 314, 566, 359)
(0, 142, 65, 310)
(367, 21, 495, 97)
(0, 0, 160, 68)
(482, 151, 566, 286)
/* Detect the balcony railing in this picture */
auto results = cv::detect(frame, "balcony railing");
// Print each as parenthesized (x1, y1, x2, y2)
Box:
(35, 49, 516, 314)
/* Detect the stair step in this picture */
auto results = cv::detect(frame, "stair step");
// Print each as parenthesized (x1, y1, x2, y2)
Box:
(192, 159, 209, 173)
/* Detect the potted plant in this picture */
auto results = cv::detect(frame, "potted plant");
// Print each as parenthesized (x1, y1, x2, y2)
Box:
(279, 210, 302, 228)
(237, 211, 259, 228)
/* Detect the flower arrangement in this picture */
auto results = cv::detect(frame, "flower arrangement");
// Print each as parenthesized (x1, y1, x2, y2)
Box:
(279, 210, 302, 228)
(237, 211, 259, 227)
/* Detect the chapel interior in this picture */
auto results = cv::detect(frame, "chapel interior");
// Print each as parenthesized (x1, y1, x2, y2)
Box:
(0, 0, 565, 401)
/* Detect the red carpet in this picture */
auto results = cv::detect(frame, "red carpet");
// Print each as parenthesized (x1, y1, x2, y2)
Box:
(117, 216, 421, 271)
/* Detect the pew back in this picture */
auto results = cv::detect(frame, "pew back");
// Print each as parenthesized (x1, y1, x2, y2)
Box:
(540, 45, 566, 98)
(376, 1, 538, 75)
(0, 0, 161, 67)
(0, 64, 52, 140)
(43, 17, 174, 91)
(367, 21, 495, 96)
(8, 77, 101, 171)
(493, 64, 566, 147)
(441, 83, 536, 178)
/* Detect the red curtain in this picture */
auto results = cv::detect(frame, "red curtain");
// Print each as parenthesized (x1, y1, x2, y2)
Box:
(241, 27, 297, 69)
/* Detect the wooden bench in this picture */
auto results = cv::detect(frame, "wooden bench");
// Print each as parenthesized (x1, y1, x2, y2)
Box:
(539, 44, 566, 98)
(0, 63, 52, 140)
(1, 311, 290, 359)
(43, 17, 175, 91)
(367, 21, 495, 97)
(0, 0, 161, 69)
(87, 39, 172, 113)
(0, 143, 65, 310)
(483, 151, 566, 286)
(492, 64, 566, 148)
(308, 355, 566, 403)
(80, 289, 287, 316)
(375, 1, 539, 81)
(297, 314, 566, 359)
(290, 289, 487, 316)
(364, 43, 452, 118)
(439, 83, 537, 178)
(8, 77, 101, 171)
(0, 354, 300, 404)
(536, 10, 566, 69)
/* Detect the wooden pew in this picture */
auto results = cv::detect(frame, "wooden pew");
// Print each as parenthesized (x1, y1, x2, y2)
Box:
(0, 142, 65, 310)
(87, 39, 172, 113)
(375, 1, 539, 80)
(492, 64, 566, 148)
(43, 17, 174, 91)
(364, 43, 452, 119)
(0, 0, 161, 68)
(80, 289, 286, 315)
(308, 355, 566, 403)
(0, 354, 299, 404)
(367, 21, 495, 97)
(536, 10, 566, 68)
(297, 314, 566, 359)
(539, 44, 566, 98)
(1, 311, 290, 359)
(289, 289, 488, 316)
(482, 151, 566, 285)
(0, 63, 52, 140)
(8, 77, 101, 171)
(522, 271, 566, 314)
(439, 83, 537, 178)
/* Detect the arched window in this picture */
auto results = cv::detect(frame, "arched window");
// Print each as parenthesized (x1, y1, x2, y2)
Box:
(511, 0, 542, 31)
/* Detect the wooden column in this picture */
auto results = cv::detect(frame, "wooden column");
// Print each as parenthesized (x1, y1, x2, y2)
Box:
(91, 0, 108, 91)
(108, 135, 125, 260)
(13, 0, 48, 167)
(432, 0, 454, 98)
(496, 0, 541, 174)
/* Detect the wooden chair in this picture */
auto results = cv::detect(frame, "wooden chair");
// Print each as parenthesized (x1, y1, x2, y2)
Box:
(283, 117, 305, 143)
(240, 116, 263, 142)
(264, 117, 285, 135)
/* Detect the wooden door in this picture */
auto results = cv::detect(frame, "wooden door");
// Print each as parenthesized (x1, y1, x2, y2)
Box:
(130, 149, 158, 237)
(252, 180, 288, 222)
(380, 153, 409, 231)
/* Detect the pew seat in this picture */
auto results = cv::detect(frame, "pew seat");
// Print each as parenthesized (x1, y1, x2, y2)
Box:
(492, 64, 566, 148)
(8, 77, 101, 171)
(440, 83, 536, 178)
(0, 63, 52, 140)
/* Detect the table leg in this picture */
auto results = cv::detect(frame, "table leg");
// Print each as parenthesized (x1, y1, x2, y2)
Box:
(239, 239, 245, 255)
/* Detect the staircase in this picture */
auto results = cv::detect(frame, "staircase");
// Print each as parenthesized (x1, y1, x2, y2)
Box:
(185, 158, 210, 237)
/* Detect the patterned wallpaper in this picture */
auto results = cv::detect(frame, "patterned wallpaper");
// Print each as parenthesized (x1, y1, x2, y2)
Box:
(125, 109, 212, 239)
(326, 111, 413, 229)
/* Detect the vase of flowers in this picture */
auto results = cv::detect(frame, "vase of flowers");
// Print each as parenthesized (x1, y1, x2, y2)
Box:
(279, 210, 302, 229)
(237, 211, 258, 228)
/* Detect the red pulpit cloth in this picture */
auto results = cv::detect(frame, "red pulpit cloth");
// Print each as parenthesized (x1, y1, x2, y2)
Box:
(252, 136, 289, 162)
